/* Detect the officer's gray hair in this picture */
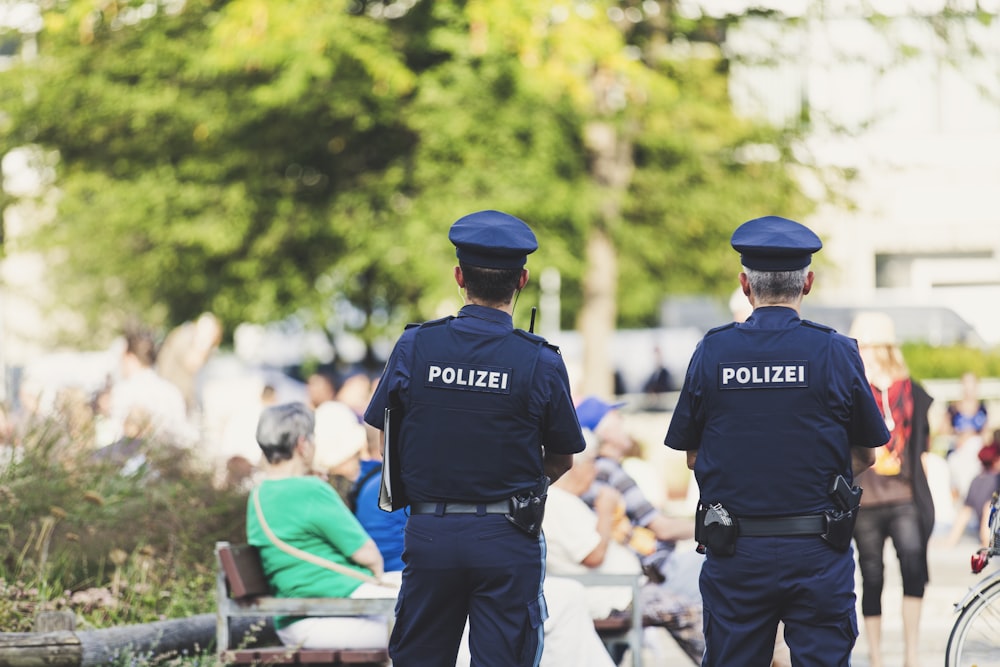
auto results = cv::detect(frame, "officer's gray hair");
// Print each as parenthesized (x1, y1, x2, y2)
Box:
(743, 266, 809, 304)
(256, 402, 315, 464)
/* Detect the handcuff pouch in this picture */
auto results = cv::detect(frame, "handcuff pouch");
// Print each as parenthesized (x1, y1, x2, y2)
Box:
(695, 502, 737, 556)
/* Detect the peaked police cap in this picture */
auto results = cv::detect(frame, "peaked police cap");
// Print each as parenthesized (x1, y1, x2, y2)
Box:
(449, 210, 538, 269)
(731, 216, 822, 271)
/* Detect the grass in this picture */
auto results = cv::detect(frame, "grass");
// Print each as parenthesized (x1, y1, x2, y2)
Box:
(0, 413, 248, 665)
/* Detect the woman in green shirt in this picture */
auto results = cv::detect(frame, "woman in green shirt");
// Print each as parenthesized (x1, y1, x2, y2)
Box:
(247, 402, 398, 650)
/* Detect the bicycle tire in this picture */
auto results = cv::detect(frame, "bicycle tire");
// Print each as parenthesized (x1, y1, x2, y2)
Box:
(945, 576, 1000, 666)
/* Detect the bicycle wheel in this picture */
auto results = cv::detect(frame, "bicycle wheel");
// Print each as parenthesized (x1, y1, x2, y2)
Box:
(946, 577, 1000, 666)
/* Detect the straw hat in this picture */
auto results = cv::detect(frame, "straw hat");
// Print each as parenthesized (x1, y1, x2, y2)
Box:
(312, 401, 368, 470)
(849, 312, 897, 347)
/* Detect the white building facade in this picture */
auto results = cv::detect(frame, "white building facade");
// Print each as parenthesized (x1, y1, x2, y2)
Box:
(723, 2, 1000, 345)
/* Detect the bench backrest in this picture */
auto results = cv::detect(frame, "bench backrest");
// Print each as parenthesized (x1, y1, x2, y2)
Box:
(218, 543, 270, 600)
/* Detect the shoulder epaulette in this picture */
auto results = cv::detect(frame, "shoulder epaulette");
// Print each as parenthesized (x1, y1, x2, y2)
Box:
(704, 322, 737, 337)
(405, 316, 454, 331)
(801, 319, 835, 333)
(513, 328, 560, 353)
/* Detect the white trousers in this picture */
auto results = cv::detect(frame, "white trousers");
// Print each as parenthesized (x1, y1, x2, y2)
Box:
(455, 576, 617, 667)
(276, 573, 401, 650)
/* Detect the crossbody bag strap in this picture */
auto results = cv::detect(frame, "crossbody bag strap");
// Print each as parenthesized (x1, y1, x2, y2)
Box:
(252, 486, 390, 587)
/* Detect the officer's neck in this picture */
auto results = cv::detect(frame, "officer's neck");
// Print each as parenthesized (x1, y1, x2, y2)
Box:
(464, 296, 514, 315)
(750, 293, 803, 314)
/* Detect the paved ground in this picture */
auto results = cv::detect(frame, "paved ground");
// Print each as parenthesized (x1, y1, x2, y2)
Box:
(625, 533, 992, 666)
(851, 533, 990, 667)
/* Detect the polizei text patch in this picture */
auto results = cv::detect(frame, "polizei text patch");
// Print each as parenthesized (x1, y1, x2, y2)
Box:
(425, 362, 513, 394)
(718, 361, 809, 390)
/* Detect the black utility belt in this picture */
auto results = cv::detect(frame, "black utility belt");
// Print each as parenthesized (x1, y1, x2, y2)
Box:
(410, 501, 510, 515)
(697, 501, 858, 555)
(736, 514, 827, 537)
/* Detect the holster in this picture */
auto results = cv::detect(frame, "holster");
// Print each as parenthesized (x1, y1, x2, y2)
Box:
(695, 502, 737, 556)
(821, 474, 863, 552)
(821, 509, 858, 552)
(505, 478, 548, 537)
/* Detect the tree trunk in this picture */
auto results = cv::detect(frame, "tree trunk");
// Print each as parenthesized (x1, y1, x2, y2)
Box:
(579, 225, 618, 398)
(0, 614, 274, 667)
(579, 115, 634, 399)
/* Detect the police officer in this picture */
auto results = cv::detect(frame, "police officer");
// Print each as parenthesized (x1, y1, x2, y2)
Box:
(364, 210, 585, 667)
(664, 216, 890, 667)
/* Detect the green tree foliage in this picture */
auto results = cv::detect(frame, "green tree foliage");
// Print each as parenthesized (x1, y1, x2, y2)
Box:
(0, 0, 810, 352)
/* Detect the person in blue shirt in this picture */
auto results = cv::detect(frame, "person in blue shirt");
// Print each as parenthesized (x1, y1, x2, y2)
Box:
(364, 210, 585, 667)
(353, 458, 406, 572)
(664, 216, 890, 667)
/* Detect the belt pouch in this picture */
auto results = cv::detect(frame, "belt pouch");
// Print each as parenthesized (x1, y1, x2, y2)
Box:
(821, 509, 857, 552)
(696, 502, 737, 556)
(506, 478, 549, 537)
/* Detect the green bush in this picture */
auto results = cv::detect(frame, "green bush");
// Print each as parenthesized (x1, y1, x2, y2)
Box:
(0, 416, 247, 633)
(902, 343, 1000, 381)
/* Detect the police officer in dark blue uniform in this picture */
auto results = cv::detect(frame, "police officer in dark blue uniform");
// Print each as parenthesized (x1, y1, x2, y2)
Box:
(364, 210, 585, 667)
(664, 216, 891, 667)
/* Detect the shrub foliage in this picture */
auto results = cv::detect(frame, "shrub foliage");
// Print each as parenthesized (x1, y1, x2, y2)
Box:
(0, 417, 247, 632)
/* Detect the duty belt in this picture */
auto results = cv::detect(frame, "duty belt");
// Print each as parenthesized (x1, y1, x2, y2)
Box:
(736, 514, 826, 537)
(410, 501, 510, 515)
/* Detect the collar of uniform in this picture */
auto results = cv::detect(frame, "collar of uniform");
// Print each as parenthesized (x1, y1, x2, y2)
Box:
(743, 305, 801, 329)
(457, 304, 513, 327)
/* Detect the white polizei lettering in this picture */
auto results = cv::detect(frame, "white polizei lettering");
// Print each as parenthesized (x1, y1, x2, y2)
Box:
(785, 365, 797, 382)
(771, 365, 783, 382)
(428, 366, 442, 382)
(799, 365, 805, 381)
(751, 366, 763, 383)
(488, 372, 500, 388)
(476, 370, 489, 387)
(736, 368, 750, 383)
(721, 368, 736, 385)
(501, 373, 509, 390)
(442, 367, 456, 383)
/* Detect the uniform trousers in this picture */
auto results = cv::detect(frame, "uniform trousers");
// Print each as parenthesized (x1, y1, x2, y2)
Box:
(390, 513, 546, 667)
(700, 535, 858, 667)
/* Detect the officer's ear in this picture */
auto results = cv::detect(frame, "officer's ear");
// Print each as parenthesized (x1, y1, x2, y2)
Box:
(454, 266, 466, 289)
(802, 271, 815, 296)
(517, 269, 529, 290)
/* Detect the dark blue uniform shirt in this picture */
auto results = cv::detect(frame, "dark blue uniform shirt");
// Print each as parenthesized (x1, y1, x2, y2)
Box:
(665, 306, 889, 517)
(365, 304, 584, 503)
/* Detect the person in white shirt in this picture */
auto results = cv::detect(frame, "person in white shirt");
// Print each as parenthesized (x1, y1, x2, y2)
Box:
(544, 433, 705, 664)
(109, 329, 198, 448)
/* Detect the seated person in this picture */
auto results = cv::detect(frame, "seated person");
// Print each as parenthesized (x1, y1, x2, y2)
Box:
(946, 437, 1000, 547)
(545, 433, 705, 664)
(312, 399, 369, 503)
(576, 397, 694, 577)
(353, 456, 407, 573)
(247, 402, 398, 650)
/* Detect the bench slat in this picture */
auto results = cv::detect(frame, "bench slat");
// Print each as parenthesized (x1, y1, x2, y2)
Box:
(230, 597, 395, 616)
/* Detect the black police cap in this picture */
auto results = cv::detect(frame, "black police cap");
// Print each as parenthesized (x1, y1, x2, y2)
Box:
(448, 210, 538, 269)
(731, 216, 822, 271)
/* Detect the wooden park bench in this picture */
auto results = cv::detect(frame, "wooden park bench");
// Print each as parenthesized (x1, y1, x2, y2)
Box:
(215, 541, 394, 667)
(217, 541, 643, 667)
